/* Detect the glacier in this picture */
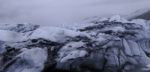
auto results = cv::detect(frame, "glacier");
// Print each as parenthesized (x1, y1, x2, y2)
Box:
(0, 16, 150, 72)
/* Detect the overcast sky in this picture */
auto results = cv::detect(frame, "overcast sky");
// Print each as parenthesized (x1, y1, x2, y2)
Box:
(0, 0, 150, 26)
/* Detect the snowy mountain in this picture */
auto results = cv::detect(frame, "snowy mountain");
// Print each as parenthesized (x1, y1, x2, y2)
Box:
(0, 16, 150, 72)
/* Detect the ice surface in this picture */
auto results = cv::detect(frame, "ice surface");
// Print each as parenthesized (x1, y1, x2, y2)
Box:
(0, 30, 23, 42)
(60, 50, 87, 62)
(122, 39, 133, 56)
(57, 41, 87, 62)
(131, 19, 148, 30)
(29, 27, 84, 43)
(4, 48, 48, 72)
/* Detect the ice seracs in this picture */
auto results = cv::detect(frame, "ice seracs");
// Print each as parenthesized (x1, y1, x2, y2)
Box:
(1, 15, 150, 72)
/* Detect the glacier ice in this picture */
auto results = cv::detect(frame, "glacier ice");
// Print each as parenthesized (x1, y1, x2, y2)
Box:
(1, 16, 150, 72)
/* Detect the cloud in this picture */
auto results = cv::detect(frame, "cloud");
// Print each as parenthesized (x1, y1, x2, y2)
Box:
(0, 0, 150, 26)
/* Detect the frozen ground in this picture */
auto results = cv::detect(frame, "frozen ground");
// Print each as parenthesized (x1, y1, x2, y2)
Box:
(0, 0, 150, 27)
